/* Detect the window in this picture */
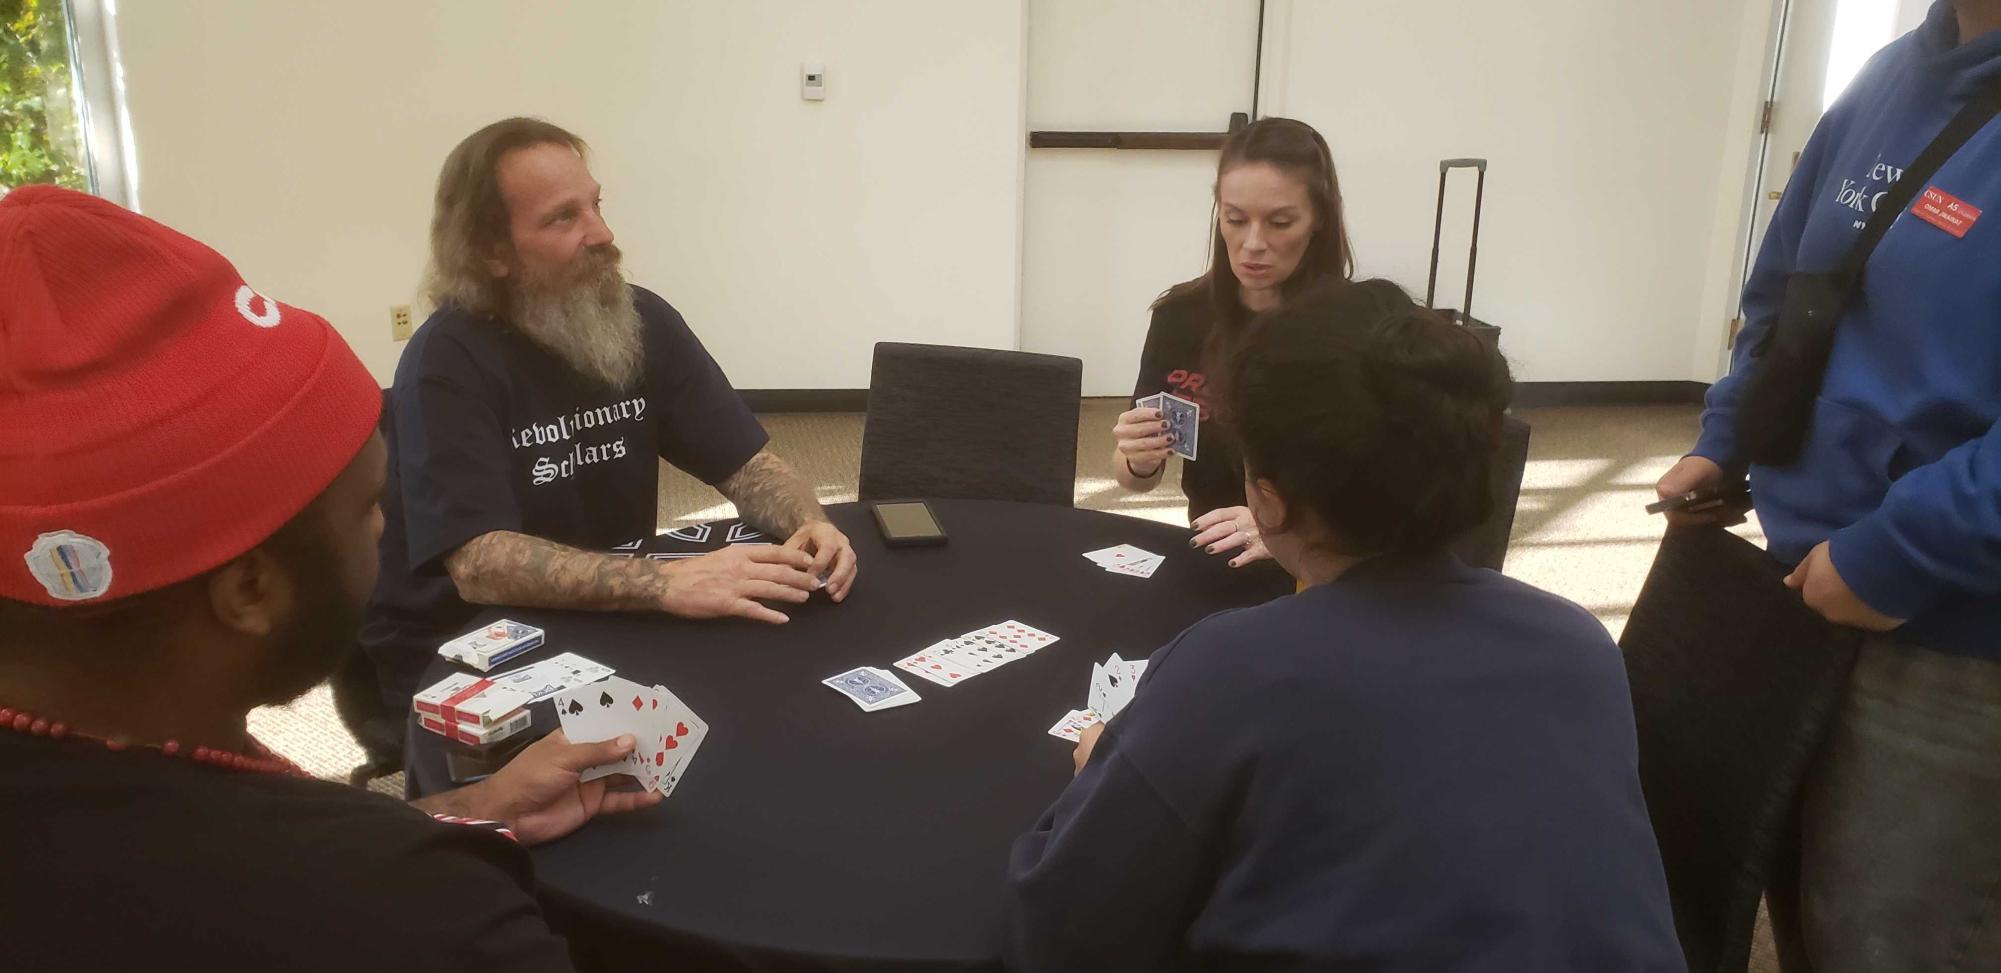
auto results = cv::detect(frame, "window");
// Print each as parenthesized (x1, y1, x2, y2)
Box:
(1, 0, 133, 204)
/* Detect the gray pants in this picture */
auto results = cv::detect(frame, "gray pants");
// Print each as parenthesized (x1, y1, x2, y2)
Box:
(1770, 637, 2001, 972)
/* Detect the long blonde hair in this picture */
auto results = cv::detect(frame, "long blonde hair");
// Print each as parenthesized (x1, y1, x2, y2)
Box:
(424, 117, 589, 316)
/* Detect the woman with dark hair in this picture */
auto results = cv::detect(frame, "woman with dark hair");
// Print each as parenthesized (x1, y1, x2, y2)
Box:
(1112, 117, 1355, 567)
(1009, 282, 1681, 971)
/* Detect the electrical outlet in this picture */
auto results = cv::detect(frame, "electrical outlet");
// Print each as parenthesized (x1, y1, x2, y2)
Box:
(390, 305, 414, 342)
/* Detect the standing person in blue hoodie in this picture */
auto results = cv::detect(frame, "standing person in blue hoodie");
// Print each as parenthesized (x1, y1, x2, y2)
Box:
(1655, 0, 2001, 965)
(1007, 281, 1682, 971)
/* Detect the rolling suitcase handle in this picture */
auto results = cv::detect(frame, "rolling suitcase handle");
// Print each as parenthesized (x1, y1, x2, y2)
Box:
(1425, 158, 1489, 326)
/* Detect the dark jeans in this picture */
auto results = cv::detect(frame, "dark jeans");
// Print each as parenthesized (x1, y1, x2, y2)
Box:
(1770, 637, 2001, 972)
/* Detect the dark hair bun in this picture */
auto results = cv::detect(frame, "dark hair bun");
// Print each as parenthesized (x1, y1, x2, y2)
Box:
(1224, 280, 1514, 556)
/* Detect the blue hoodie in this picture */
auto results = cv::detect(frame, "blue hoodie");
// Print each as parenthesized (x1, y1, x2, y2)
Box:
(1695, 1, 2001, 659)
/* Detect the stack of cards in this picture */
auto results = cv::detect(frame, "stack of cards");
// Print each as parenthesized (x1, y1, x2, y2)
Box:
(1084, 544, 1163, 579)
(822, 667, 921, 712)
(1047, 653, 1150, 742)
(553, 676, 708, 796)
(1137, 392, 1200, 461)
(437, 620, 545, 672)
(485, 652, 616, 704)
(413, 673, 536, 746)
(893, 620, 1061, 688)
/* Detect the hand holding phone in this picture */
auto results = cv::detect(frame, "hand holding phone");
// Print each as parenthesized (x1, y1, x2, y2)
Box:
(1650, 456, 1750, 524)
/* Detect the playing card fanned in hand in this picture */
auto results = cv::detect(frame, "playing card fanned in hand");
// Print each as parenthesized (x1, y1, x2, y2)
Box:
(552, 676, 707, 796)
(1047, 709, 1103, 742)
(1088, 652, 1149, 722)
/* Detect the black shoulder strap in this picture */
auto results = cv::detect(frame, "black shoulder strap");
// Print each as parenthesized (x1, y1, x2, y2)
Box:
(1835, 76, 2001, 285)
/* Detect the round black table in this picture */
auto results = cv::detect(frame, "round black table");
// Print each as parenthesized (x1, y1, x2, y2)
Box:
(407, 499, 1291, 972)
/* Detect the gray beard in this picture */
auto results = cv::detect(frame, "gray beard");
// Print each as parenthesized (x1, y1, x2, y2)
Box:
(509, 259, 644, 392)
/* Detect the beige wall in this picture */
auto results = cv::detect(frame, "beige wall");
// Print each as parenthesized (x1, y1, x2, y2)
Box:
(114, 1, 1776, 393)
(1266, 0, 1769, 384)
(115, 0, 1028, 388)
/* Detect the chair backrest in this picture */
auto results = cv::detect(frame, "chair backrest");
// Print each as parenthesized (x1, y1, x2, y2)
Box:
(1450, 414, 1531, 571)
(859, 342, 1082, 506)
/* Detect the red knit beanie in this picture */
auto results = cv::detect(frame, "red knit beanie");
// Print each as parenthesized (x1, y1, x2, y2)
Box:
(0, 185, 382, 606)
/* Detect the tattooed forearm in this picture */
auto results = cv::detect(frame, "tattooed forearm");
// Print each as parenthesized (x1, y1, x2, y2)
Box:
(444, 531, 672, 611)
(718, 448, 825, 537)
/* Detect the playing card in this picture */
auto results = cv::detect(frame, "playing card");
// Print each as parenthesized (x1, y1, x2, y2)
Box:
(487, 652, 616, 704)
(647, 685, 708, 797)
(894, 642, 977, 687)
(1084, 544, 1152, 566)
(1135, 393, 1165, 411)
(553, 676, 662, 785)
(1160, 392, 1200, 461)
(975, 620, 1061, 652)
(1046, 709, 1103, 742)
(942, 635, 1017, 672)
(823, 666, 920, 711)
(1085, 545, 1164, 578)
(1087, 662, 1109, 717)
(1105, 554, 1164, 579)
(1099, 653, 1141, 719)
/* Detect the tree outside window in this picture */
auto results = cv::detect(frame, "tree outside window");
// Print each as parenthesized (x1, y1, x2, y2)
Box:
(3, 0, 91, 193)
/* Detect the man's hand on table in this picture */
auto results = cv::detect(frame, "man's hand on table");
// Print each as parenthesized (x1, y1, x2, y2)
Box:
(784, 520, 858, 602)
(661, 545, 823, 624)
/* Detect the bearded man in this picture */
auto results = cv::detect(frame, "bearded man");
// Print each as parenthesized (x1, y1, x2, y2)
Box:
(363, 117, 858, 706)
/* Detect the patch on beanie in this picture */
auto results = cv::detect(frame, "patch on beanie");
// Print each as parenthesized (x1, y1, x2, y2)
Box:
(24, 530, 114, 602)
(234, 285, 282, 328)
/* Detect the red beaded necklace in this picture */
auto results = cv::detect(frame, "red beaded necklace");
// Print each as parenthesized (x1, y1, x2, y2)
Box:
(0, 704, 307, 777)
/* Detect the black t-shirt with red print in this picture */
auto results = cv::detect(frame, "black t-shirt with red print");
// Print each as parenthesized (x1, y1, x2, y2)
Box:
(1131, 291, 1247, 521)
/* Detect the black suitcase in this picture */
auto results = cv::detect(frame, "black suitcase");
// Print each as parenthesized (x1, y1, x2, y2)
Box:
(1425, 158, 1502, 352)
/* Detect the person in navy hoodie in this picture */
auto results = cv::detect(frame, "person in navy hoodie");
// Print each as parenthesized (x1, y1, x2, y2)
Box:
(1656, 1, 2001, 965)
(1007, 281, 1681, 971)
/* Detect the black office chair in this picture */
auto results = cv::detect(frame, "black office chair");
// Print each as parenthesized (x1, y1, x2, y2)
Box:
(1450, 414, 1531, 571)
(859, 342, 1083, 507)
(331, 387, 405, 787)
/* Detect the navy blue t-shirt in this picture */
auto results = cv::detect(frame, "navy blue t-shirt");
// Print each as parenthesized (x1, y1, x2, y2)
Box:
(363, 286, 768, 703)
(1006, 553, 1682, 971)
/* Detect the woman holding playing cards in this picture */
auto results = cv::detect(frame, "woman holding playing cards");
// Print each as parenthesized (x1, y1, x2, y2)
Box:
(1009, 283, 1680, 970)
(1112, 116, 1354, 568)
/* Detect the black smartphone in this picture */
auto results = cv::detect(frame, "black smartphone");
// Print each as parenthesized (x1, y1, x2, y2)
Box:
(444, 731, 537, 785)
(1646, 485, 1752, 516)
(871, 500, 947, 548)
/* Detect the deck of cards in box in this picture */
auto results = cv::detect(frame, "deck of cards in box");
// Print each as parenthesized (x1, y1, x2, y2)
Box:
(437, 620, 545, 672)
(414, 672, 535, 746)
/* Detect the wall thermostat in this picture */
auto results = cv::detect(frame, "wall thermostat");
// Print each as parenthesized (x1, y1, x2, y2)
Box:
(801, 63, 826, 101)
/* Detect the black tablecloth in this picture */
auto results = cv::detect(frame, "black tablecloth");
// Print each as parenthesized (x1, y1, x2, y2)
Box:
(406, 499, 1291, 971)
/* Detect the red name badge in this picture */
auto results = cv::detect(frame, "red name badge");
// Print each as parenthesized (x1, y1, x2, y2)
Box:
(1911, 185, 1982, 239)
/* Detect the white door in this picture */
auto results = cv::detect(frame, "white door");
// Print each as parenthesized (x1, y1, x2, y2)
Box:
(1720, 0, 1923, 373)
(1018, 0, 1262, 396)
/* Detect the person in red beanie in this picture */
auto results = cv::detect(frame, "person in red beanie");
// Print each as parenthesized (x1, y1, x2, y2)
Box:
(362, 117, 858, 708)
(0, 185, 657, 971)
